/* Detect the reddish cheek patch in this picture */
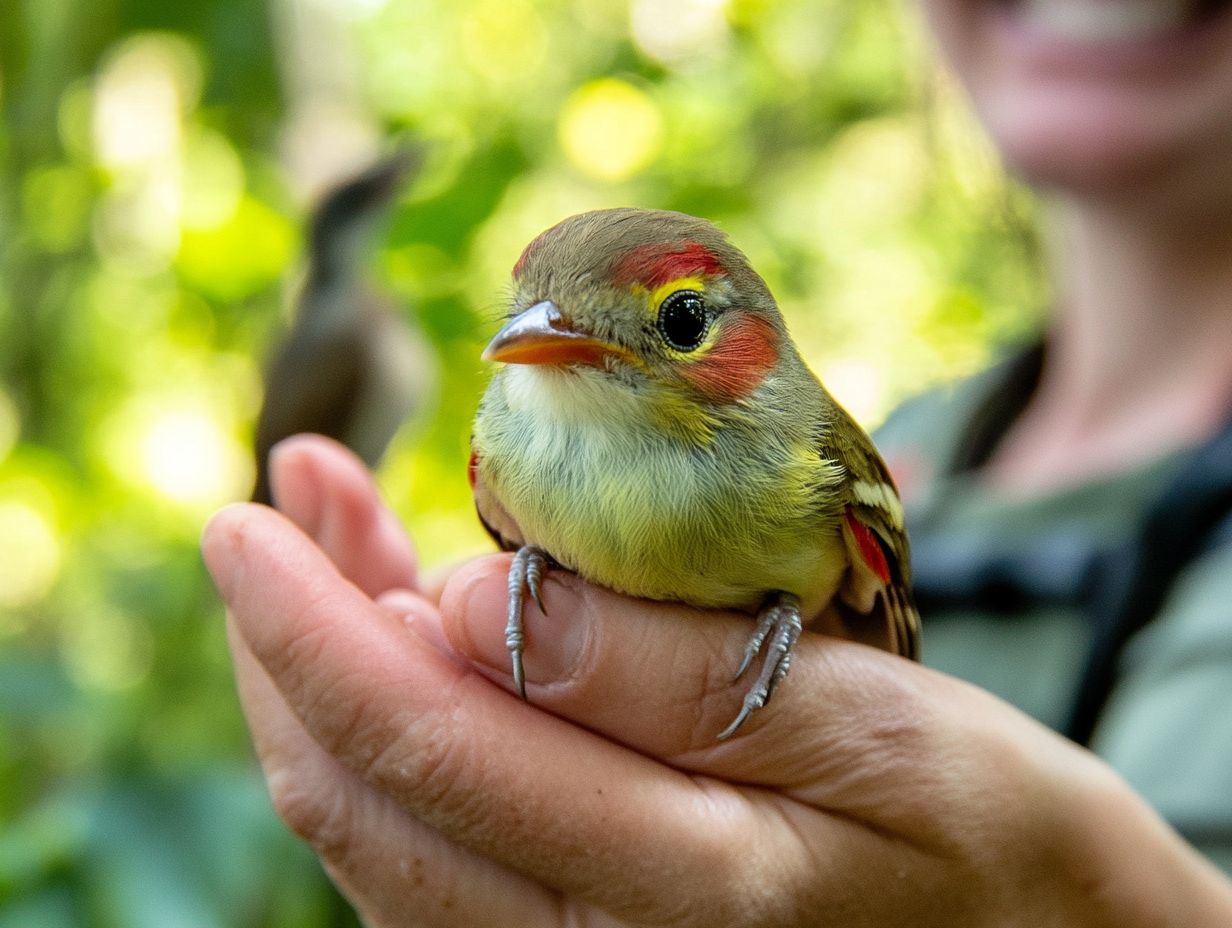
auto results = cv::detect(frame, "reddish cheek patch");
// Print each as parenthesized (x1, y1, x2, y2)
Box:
(615, 241, 725, 289)
(681, 314, 779, 402)
(467, 450, 479, 489)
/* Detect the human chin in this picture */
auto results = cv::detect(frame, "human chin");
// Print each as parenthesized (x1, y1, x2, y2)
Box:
(924, 0, 1232, 190)
(977, 80, 1230, 196)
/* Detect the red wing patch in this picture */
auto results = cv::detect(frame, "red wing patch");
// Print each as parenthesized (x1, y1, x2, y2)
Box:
(844, 509, 890, 584)
(614, 240, 725, 290)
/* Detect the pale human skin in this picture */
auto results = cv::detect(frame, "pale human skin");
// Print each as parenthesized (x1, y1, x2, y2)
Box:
(203, 1, 1232, 923)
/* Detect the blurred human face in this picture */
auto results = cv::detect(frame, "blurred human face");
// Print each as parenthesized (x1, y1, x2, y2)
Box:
(919, 0, 1232, 203)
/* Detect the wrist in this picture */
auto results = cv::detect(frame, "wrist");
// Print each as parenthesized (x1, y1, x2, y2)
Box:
(1053, 759, 1232, 928)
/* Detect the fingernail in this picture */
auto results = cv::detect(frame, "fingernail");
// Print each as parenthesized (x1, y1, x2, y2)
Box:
(447, 559, 591, 689)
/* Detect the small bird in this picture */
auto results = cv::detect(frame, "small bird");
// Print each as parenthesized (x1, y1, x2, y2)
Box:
(252, 151, 434, 505)
(470, 208, 918, 738)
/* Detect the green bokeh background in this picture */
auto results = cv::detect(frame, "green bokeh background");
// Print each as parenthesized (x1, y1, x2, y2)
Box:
(0, 0, 1045, 924)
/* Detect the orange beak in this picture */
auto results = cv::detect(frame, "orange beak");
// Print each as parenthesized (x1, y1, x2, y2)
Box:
(482, 301, 625, 367)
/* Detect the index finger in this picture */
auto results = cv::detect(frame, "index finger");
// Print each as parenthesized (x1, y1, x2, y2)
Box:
(267, 434, 419, 599)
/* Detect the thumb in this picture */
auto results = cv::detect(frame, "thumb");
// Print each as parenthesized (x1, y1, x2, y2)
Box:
(439, 554, 817, 758)
(437, 556, 1067, 824)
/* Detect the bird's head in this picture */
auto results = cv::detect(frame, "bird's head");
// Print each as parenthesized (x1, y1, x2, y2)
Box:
(308, 150, 419, 284)
(483, 209, 790, 409)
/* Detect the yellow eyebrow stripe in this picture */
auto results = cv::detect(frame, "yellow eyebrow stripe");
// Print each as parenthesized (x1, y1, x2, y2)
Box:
(637, 275, 706, 316)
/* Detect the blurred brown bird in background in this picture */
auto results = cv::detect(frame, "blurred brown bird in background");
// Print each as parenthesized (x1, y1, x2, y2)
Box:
(252, 151, 434, 504)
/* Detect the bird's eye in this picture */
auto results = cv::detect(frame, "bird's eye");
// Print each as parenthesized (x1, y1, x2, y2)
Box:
(657, 290, 710, 351)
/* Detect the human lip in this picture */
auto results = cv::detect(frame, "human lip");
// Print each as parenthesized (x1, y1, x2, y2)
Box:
(1013, 0, 1193, 44)
(992, 0, 1232, 67)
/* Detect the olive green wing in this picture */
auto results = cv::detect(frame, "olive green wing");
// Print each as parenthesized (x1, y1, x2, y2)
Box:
(825, 403, 921, 661)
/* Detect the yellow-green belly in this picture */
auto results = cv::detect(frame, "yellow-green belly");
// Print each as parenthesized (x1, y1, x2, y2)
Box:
(475, 368, 847, 615)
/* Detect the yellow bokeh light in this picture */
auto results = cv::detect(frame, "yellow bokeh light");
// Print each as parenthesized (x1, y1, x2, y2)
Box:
(92, 34, 201, 169)
(558, 79, 664, 182)
(820, 357, 887, 427)
(139, 407, 241, 506)
(630, 0, 730, 64)
(177, 195, 296, 301)
(461, 0, 548, 85)
(0, 500, 62, 610)
(100, 391, 253, 515)
(91, 34, 205, 270)
(180, 127, 245, 230)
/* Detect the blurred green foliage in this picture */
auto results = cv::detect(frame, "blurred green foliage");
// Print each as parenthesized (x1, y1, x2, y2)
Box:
(0, 0, 1044, 924)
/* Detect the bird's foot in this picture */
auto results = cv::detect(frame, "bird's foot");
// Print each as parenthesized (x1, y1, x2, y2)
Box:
(718, 592, 802, 740)
(506, 545, 550, 699)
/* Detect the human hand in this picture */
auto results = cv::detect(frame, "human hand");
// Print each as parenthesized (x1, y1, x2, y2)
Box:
(203, 435, 1232, 927)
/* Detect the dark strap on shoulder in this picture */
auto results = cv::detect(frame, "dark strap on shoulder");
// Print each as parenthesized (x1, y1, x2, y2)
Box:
(910, 340, 1232, 745)
(1063, 419, 1232, 745)
(949, 341, 1046, 475)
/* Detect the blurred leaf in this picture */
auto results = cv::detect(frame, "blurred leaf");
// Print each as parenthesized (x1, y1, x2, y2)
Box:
(178, 196, 296, 301)
(0, 888, 81, 928)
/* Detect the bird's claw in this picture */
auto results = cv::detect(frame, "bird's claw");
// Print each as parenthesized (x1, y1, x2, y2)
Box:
(718, 593, 802, 740)
(732, 604, 781, 681)
(506, 545, 550, 700)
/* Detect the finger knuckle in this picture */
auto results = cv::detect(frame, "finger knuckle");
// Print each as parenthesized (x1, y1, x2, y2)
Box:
(267, 767, 355, 859)
(400, 713, 487, 824)
(355, 689, 488, 832)
(282, 642, 420, 780)
(305, 669, 394, 769)
(262, 589, 344, 683)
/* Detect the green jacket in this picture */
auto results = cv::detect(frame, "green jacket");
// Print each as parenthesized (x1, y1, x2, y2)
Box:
(876, 344, 1232, 873)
